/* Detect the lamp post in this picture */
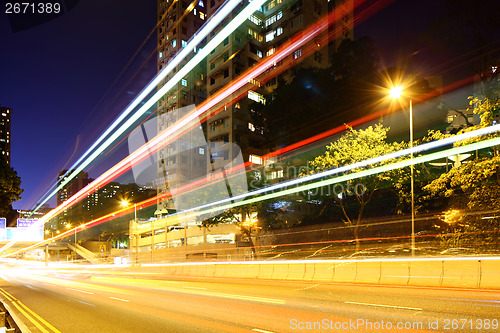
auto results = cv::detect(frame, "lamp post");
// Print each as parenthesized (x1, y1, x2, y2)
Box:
(122, 201, 138, 264)
(390, 87, 415, 256)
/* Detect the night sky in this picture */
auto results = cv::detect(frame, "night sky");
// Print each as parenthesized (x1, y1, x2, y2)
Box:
(1, 1, 157, 209)
(0, 0, 485, 210)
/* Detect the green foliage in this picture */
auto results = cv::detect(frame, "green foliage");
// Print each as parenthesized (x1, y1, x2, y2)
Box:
(0, 159, 23, 217)
(305, 124, 407, 249)
(423, 156, 500, 211)
(422, 81, 500, 250)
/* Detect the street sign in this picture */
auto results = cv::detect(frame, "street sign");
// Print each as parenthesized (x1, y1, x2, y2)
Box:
(99, 245, 106, 257)
(17, 218, 38, 228)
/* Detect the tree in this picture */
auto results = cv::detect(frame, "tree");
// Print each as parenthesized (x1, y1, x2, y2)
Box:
(0, 158, 23, 218)
(201, 203, 261, 256)
(422, 79, 500, 250)
(305, 124, 407, 250)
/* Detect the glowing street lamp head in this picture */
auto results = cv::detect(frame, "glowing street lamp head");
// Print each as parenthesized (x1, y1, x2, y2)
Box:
(389, 86, 403, 99)
(121, 200, 129, 207)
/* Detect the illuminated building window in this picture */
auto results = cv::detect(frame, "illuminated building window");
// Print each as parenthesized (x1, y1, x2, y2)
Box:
(266, 47, 275, 57)
(265, 15, 276, 27)
(159, 51, 163, 58)
(198, 0, 204, 7)
(276, 11, 282, 20)
(249, 154, 262, 165)
(200, 12, 205, 20)
(181, 40, 187, 47)
(256, 50, 263, 58)
(248, 122, 256, 132)
(265, 31, 275, 42)
(172, 39, 177, 47)
(249, 15, 261, 25)
(276, 27, 283, 36)
(248, 28, 263, 42)
(194, 8, 197, 15)
(248, 90, 266, 104)
(293, 49, 302, 59)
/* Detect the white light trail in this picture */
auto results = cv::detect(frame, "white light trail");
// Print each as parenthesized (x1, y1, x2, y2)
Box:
(31, 0, 249, 214)
(173, 125, 500, 217)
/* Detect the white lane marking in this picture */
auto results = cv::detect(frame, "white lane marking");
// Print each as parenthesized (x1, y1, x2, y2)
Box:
(182, 286, 207, 290)
(252, 329, 275, 333)
(66, 287, 93, 295)
(71, 298, 95, 306)
(345, 301, 422, 311)
(293, 283, 319, 291)
(109, 297, 130, 302)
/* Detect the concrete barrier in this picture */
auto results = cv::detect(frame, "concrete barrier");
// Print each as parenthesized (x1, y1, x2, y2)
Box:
(258, 262, 274, 279)
(287, 262, 306, 281)
(205, 263, 216, 278)
(379, 260, 410, 286)
(212, 263, 226, 278)
(229, 263, 259, 279)
(271, 262, 289, 280)
(312, 262, 335, 282)
(408, 260, 443, 287)
(332, 261, 357, 283)
(441, 259, 480, 288)
(479, 259, 500, 289)
(355, 260, 381, 284)
(303, 261, 315, 281)
(38, 257, 500, 290)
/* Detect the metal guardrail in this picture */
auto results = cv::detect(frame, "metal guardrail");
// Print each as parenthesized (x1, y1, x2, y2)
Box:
(0, 301, 19, 332)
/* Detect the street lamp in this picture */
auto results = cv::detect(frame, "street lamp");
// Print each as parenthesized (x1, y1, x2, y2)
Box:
(390, 86, 415, 256)
(122, 201, 138, 264)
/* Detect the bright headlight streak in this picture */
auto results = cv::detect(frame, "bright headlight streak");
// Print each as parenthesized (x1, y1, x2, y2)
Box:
(31, 0, 245, 215)
(182, 135, 500, 220)
(10, 133, 498, 258)
(28, 1, 327, 230)
(172, 125, 500, 216)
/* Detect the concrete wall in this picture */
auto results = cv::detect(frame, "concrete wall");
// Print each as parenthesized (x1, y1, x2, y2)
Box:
(85, 257, 500, 290)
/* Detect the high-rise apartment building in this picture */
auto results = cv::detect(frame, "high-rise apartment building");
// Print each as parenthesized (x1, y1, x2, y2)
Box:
(155, 0, 353, 215)
(52, 169, 93, 230)
(156, 0, 208, 214)
(0, 106, 12, 166)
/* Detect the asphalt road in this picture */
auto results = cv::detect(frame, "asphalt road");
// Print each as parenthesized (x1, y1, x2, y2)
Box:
(0, 266, 499, 332)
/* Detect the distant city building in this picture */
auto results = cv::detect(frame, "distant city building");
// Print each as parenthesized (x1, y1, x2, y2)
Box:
(0, 106, 12, 165)
(52, 169, 156, 230)
(17, 205, 52, 219)
(51, 170, 93, 230)
(57, 170, 93, 206)
(84, 182, 156, 216)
